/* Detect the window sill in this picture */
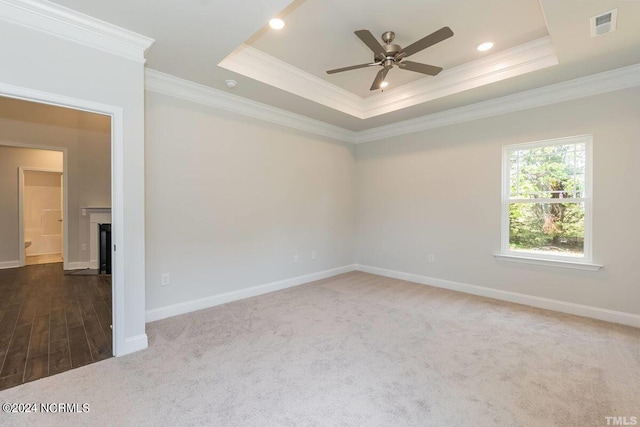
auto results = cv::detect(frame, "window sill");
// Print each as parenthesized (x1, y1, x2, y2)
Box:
(494, 254, 603, 271)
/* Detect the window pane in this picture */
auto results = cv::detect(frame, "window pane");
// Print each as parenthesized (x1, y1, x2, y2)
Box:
(510, 143, 586, 199)
(509, 202, 585, 256)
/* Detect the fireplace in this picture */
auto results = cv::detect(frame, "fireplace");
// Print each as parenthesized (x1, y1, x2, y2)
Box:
(99, 223, 111, 275)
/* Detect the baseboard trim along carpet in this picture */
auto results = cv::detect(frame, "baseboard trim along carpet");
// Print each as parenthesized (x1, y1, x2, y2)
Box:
(356, 264, 640, 328)
(0, 260, 20, 269)
(121, 333, 149, 356)
(146, 264, 358, 322)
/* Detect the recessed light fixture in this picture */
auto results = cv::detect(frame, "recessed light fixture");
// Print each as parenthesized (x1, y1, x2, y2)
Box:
(380, 81, 389, 88)
(269, 18, 285, 30)
(224, 79, 237, 89)
(477, 42, 494, 52)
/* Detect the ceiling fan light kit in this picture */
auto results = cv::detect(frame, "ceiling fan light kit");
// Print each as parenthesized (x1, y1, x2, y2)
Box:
(326, 27, 454, 91)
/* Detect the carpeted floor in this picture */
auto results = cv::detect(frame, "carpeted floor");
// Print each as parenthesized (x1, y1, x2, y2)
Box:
(1, 271, 638, 426)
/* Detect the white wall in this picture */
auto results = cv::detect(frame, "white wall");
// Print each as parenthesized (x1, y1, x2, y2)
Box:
(145, 92, 356, 312)
(355, 87, 640, 316)
(0, 20, 146, 353)
(0, 97, 110, 265)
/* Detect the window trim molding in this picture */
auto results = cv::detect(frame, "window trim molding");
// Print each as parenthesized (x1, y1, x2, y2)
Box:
(500, 134, 595, 265)
(494, 254, 603, 271)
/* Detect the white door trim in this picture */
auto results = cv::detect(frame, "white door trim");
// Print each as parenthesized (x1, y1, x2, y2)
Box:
(17, 165, 65, 267)
(0, 82, 126, 357)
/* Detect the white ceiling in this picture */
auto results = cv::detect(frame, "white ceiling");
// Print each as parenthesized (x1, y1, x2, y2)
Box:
(51, 0, 640, 131)
(249, 0, 549, 98)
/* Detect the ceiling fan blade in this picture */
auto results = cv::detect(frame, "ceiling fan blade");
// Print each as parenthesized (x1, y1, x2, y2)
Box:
(326, 62, 380, 74)
(370, 66, 391, 91)
(398, 61, 443, 76)
(355, 30, 387, 57)
(398, 27, 454, 58)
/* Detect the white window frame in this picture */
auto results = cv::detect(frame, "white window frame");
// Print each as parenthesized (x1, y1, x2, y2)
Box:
(497, 135, 601, 270)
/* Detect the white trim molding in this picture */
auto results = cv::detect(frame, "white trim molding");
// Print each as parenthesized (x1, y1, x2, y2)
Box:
(65, 261, 92, 270)
(219, 37, 558, 120)
(122, 333, 148, 355)
(0, 0, 154, 62)
(146, 264, 357, 322)
(494, 254, 602, 271)
(146, 62, 640, 145)
(356, 265, 639, 328)
(354, 62, 640, 143)
(145, 68, 356, 143)
(219, 44, 363, 118)
(0, 261, 20, 269)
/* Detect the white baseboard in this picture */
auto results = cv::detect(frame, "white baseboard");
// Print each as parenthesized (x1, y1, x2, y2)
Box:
(26, 251, 62, 257)
(356, 264, 640, 328)
(146, 264, 357, 322)
(0, 260, 20, 269)
(65, 261, 93, 270)
(118, 333, 148, 356)
(89, 259, 99, 269)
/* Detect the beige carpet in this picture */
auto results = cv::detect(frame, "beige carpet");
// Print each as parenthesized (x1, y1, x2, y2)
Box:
(1, 271, 638, 426)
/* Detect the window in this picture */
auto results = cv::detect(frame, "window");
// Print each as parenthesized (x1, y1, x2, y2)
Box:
(501, 135, 593, 263)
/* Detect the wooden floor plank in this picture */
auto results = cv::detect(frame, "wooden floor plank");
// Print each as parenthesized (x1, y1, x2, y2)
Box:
(68, 325, 93, 368)
(92, 298, 113, 348)
(76, 287, 112, 360)
(49, 309, 67, 343)
(27, 313, 50, 357)
(49, 339, 71, 376)
(0, 324, 32, 377)
(0, 263, 112, 389)
(0, 305, 21, 337)
(15, 298, 37, 327)
(24, 353, 48, 382)
(0, 373, 24, 391)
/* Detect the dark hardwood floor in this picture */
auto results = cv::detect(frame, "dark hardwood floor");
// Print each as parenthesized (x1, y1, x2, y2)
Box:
(0, 263, 112, 391)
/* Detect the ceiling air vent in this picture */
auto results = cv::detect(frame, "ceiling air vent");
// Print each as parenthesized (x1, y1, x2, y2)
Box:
(590, 9, 618, 37)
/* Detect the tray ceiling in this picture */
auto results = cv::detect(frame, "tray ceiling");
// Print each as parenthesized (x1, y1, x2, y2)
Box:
(40, 0, 640, 130)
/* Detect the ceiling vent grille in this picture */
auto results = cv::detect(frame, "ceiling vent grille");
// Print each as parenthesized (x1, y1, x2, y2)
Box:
(591, 9, 618, 37)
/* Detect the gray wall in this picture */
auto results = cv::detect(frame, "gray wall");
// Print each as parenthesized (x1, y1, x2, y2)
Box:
(145, 92, 356, 311)
(355, 87, 640, 316)
(0, 97, 111, 265)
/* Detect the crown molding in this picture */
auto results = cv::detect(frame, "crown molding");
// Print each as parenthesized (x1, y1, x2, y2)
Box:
(144, 63, 640, 145)
(219, 45, 363, 118)
(145, 69, 357, 143)
(0, 0, 154, 63)
(218, 37, 558, 119)
(353, 62, 640, 143)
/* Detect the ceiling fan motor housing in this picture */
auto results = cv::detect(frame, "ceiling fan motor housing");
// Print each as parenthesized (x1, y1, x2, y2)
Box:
(377, 43, 402, 63)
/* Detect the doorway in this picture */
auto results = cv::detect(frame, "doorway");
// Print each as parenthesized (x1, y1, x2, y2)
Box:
(21, 169, 64, 266)
(0, 96, 115, 390)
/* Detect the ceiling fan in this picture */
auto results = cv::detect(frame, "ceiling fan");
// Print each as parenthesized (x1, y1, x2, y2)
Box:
(326, 27, 454, 91)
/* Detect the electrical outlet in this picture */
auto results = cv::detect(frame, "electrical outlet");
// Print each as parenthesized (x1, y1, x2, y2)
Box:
(81, 243, 87, 251)
(161, 273, 170, 286)
(311, 251, 317, 260)
(428, 254, 435, 263)
(82, 208, 87, 216)
(293, 255, 299, 263)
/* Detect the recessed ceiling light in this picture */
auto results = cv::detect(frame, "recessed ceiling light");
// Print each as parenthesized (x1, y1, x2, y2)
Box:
(380, 81, 389, 88)
(269, 18, 285, 30)
(224, 79, 237, 89)
(477, 42, 494, 52)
